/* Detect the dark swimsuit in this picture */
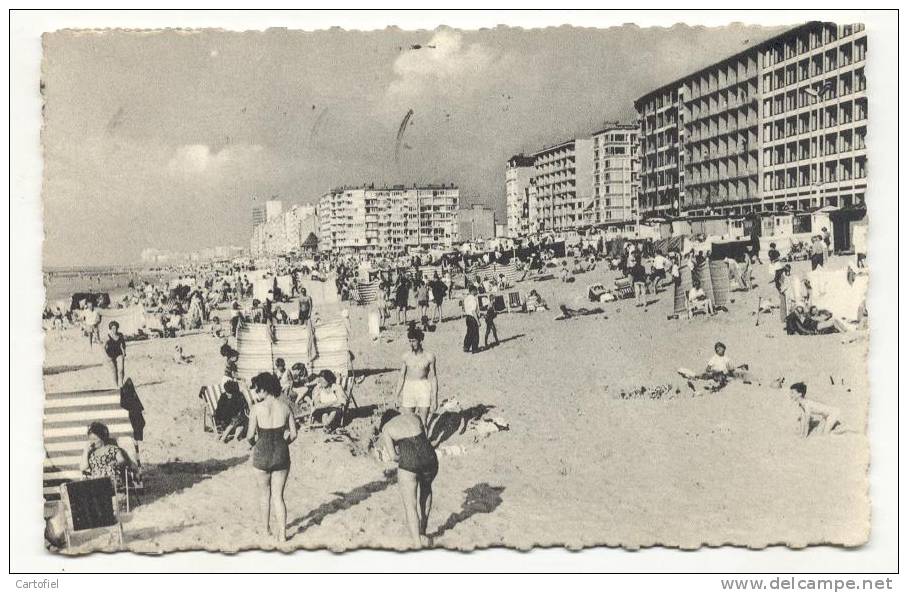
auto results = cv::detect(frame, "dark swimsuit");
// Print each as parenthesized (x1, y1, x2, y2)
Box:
(253, 427, 290, 472)
(394, 432, 438, 481)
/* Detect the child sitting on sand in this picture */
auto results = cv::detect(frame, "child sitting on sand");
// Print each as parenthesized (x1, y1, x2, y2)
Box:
(173, 344, 194, 364)
(789, 382, 842, 438)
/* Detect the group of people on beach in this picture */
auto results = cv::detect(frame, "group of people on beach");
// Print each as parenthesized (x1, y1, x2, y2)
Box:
(237, 325, 439, 546)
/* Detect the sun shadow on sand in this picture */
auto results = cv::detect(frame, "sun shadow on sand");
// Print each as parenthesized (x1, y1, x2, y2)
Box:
(480, 334, 525, 351)
(140, 456, 249, 505)
(43, 363, 103, 376)
(354, 367, 397, 380)
(343, 404, 379, 423)
(123, 521, 204, 543)
(288, 469, 397, 536)
(430, 483, 505, 540)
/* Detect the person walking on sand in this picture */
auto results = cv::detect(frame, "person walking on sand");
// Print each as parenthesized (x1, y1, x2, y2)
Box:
(429, 272, 447, 324)
(462, 286, 480, 354)
(104, 321, 127, 388)
(483, 302, 499, 349)
(83, 302, 102, 349)
(376, 409, 438, 548)
(247, 372, 297, 543)
(394, 327, 438, 427)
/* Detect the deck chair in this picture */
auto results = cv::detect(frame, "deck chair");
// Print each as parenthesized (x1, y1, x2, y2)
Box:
(198, 381, 254, 436)
(43, 388, 136, 519)
(121, 465, 144, 513)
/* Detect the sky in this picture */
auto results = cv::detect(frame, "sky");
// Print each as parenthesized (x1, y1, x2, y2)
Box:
(41, 22, 790, 267)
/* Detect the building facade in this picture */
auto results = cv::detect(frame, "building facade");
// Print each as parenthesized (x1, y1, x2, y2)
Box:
(505, 154, 536, 238)
(457, 203, 496, 241)
(252, 199, 284, 230)
(635, 21, 867, 218)
(250, 204, 318, 256)
(318, 184, 459, 255)
(530, 139, 594, 233)
(591, 124, 640, 223)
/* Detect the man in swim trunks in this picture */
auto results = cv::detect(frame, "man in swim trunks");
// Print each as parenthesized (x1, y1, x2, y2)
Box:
(394, 327, 438, 426)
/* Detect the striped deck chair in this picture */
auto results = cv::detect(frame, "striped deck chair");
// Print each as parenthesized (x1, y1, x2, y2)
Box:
(198, 382, 255, 435)
(356, 280, 380, 305)
(43, 388, 139, 516)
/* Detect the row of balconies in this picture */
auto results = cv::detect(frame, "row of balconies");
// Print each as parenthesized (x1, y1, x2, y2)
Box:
(763, 112, 867, 145)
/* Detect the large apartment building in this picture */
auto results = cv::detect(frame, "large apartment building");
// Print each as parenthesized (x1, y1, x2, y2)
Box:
(635, 21, 867, 218)
(318, 184, 459, 255)
(530, 138, 594, 233)
(592, 124, 640, 223)
(505, 154, 536, 238)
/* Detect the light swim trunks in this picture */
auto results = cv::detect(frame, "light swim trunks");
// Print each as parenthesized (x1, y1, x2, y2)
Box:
(401, 378, 432, 408)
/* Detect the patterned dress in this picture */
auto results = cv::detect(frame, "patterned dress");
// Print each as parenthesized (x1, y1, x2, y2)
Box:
(87, 444, 123, 490)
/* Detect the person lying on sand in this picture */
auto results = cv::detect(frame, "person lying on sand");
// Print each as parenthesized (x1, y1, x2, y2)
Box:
(555, 304, 605, 320)
(789, 382, 842, 437)
(375, 409, 438, 549)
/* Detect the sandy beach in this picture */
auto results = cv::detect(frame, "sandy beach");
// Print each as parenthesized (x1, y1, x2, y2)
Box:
(43, 256, 869, 553)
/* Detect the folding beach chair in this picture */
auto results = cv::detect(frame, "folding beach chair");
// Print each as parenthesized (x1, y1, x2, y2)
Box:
(44, 387, 141, 518)
(198, 381, 255, 436)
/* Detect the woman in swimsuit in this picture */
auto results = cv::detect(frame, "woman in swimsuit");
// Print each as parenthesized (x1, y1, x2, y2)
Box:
(376, 409, 438, 548)
(247, 372, 297, 542)
(104, 321, 127, 388)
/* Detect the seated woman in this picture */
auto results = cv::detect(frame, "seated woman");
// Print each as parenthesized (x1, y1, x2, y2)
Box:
(80, 421, 141, 493)
(525, 289, 548, 312)
(687, 280, 714, 319)
(309, 370, 348, 431)
(215, 380, 249, 442)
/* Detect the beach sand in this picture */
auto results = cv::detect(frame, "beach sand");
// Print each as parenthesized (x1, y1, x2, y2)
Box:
(43, 257, 870, 553)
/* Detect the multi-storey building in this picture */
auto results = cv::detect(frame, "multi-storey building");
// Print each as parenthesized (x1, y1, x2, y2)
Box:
(250, 203, 318, 256)
(252, 199, 284, 230)
(635, 21, 867, 218)
(505, 154, 536, 238)
(530, 138, 594, 233)
(591, 123, 640, 223)
(318, 184, 459, 255)
(457, 203, 496, 241)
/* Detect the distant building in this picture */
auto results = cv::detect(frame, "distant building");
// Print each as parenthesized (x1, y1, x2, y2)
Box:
(530, 138, 594, 233)
(141, 246, 245, 265)
(592, 123, 640, 224)
(318, 184, 459, 255)
(635, 21, 867, 217)
(251, 199, 284, 230)
(505, 154, 536, 238)
(250, 203, 318, 256)
(457, 203, 496, 242)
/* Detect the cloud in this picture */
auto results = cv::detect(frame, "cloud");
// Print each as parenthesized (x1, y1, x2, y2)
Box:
(167, 143, 263, 176)
(388, 30, 495, 98)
